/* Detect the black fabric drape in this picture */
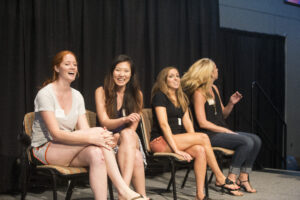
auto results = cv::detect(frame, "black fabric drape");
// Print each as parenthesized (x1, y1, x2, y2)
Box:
(217, 28, 285, 169)
(0, 0, 219, 192)
(0, 0, 286, 193)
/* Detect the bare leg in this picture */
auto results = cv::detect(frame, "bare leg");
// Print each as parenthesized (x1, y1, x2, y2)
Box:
(100, 147, 145, 199)
(172, 133, 242, 194)
(131, 150, 147, 197)
(117, 129, 137, 184)
(185, 145, 207, 200)
(172, 133, 227, 183)
(46, 143, 144, 200)
(47, 143, 108, 200)
(117, 129, 148, 198)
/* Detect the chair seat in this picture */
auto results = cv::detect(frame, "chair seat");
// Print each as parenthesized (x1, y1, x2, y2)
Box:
(212, 147, 234, 155)
(37, 165, 88, 175)
(153, 152, 190, 162)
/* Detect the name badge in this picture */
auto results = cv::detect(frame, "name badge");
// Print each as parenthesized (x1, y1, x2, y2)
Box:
(178, 118, 182, 125)
(207, 98, 215, 105)
(55, 109, 65, 118)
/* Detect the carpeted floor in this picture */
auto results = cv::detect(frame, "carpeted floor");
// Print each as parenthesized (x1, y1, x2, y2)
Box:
(1, 168, 300, 200)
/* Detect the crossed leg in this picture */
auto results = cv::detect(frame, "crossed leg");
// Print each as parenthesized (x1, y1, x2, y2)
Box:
(46, 142, 144, 200)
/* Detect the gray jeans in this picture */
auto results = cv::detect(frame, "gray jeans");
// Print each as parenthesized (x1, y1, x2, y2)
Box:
(209, 131, 261, 175)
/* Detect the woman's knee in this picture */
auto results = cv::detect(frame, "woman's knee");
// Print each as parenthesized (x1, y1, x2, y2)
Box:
(252, 134, 262, 148)
(192, 145, 206, 158)
(199, 133, 211, 146)
(241, 136, 255, 152)
(120, 129, 137, 145)
(84, 146, 105, 165)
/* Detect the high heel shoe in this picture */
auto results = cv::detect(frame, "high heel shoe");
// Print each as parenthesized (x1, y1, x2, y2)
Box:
(237, 177, 257, 193)
(215, 178, 243, 196)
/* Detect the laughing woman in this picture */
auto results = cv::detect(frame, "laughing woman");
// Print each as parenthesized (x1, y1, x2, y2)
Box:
(181, 58, 261, 193)
(95, 55, 148, 199)
(30, 50, 145, 200)
(150, 67, 243, 200)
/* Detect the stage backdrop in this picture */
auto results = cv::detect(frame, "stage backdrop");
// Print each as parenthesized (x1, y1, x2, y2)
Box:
(217, 28, 285, 169)
(0, 0, 220, 192)
(0, 0, 285, 193)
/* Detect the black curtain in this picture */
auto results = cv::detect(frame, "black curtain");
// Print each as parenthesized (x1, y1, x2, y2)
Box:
(217, 28, 285, 169)
(0, 0, 220, 192)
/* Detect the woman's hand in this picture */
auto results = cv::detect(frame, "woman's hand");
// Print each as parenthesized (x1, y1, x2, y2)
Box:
(124, 113, 140, 123)
(175, 150, 193, 162)
(223, 128, 236, 134)
(88, 127, 114, 150)
(229, 91, 243, 105)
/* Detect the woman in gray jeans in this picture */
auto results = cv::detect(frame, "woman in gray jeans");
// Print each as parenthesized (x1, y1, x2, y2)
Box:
(181, 58, 261, 193)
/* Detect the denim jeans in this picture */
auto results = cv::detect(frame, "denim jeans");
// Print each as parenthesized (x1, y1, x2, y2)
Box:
(209, 131, 261, 175)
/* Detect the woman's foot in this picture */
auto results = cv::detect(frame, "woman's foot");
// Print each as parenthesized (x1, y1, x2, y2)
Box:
(215, 177, 243, 196)
(119, 192, 146, 200)
(130, 194, 145, 200)
(196, 195, 210, 200)
(215, 177, 239, 190)
(237, 178, 257, 193)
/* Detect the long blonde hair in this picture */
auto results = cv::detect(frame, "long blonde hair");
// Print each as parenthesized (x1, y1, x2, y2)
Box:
(181, 58, 215, 99)
(151, 67, 189, 112)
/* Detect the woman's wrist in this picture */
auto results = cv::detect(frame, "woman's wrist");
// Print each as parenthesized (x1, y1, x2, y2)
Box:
(122, 116, 127, 123)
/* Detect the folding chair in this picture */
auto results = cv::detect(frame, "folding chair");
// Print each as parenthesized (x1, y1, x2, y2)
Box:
(19, 110, 113, 200)
(139, 108, 209, 200)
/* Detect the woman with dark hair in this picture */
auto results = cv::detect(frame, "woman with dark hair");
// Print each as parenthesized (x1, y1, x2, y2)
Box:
(95, 55, 148, 199)
(181, 58, 261, 193)
(150, 67, 242, 200)
(30, 50, 145, 200)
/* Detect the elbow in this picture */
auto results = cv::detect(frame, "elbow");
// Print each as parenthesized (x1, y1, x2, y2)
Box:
(50, 131, 63, 142)
(198, 121, 209, 129)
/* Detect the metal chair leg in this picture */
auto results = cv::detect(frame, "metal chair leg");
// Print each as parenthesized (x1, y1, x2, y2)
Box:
(167, 170, 175, 191)
(208, 171, 214, 184)
(65, 180, 75, 200)
(21, 163, 30, 200)
(181, 165, 191, 188)
(50, 172, 58, 200)
(171, 160, 177, 200)
(205, 170, 209, 197)
(108, 177, 114, 200)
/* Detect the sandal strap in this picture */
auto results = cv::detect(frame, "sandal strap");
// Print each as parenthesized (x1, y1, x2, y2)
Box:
(225, 177, 234, 185)
(238, 178, 250, 183)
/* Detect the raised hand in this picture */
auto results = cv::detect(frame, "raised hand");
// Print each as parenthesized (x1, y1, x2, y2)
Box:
(229, 91, 243, 105)
(124, 113, 141, 123)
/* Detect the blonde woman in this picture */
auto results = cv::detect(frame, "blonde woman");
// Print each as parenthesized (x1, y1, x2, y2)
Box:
(181, 58, 261, 193)
(150, 67, 242, 200)
(31, 50, 145, 200)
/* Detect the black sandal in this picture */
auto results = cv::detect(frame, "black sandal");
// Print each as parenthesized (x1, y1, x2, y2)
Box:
(215, 178, 243, 196)
(237, 177, 257, 193)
